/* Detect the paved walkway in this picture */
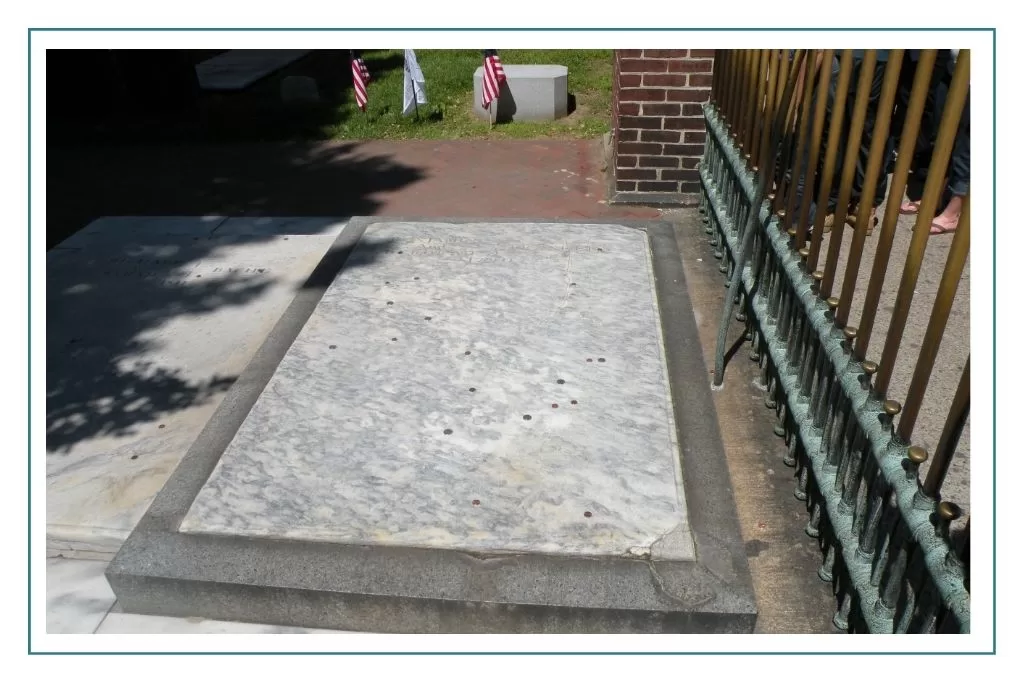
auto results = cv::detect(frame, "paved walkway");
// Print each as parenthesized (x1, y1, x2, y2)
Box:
(47, 139, 658, 250)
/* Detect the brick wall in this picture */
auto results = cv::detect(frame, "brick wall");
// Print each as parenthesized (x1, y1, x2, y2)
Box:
(610, 49, 714, 205)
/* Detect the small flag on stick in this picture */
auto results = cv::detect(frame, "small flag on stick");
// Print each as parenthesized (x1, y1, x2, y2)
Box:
(350, 50, 370, 111)
(481, 49, 506, 112)
(402, 49, 428, 118)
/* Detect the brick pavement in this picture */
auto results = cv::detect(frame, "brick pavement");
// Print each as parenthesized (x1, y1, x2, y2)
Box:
(47, 139, 659, 249)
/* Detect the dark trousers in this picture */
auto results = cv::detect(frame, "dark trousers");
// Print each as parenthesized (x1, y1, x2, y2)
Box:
(785, 54, 892, 230)
(822, 55, 892, 213)
(891, 51, 969, 204)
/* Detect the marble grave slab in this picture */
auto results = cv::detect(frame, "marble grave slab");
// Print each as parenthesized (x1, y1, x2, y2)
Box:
(180, 221, 694, 560)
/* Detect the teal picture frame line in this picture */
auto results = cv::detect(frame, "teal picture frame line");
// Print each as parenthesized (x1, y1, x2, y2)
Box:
(27, 27, 996, 655)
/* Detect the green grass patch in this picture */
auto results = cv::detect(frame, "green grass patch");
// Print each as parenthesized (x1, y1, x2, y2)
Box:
(330, 49, 613, 140)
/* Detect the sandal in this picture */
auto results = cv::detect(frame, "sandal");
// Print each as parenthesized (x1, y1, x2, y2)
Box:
(929, 218, 958, 235)
(845, 206, 879, 236)
(821, 213, 835, 234)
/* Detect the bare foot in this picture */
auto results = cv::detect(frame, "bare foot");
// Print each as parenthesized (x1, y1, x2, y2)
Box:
(900, 199, 921, 214)
(929, 195, 962, 235)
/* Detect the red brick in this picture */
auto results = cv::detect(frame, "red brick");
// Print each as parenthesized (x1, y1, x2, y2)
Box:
(618, 73, 641, 88)
(618, 141, 663, 155)
(618, 50, 643, 58)
(681, 156, 701, 169)
(619, 88, 667, 102)
(642, 73, 689, 88)
(660, 169, 700, 182)
(640, 102, 681, 117)
(683, 130, 707, 144)
(688, 73, 714, 87)
(661, 143, 705, 157)
(664, 117, 706, 130)
(688, 50, 716, 58)
(668, 59, 714, 74)
(667, 89, 711, 103)
(639, 156, 681, 168)
(616, 129, 639, 142)
(616, 154, 638, 168)
(681, 103, 704, 116)
(616, 168, 658, 180)
(618, 102, 640, 116)
(644, 49, 687, 58)
(619, 58, 669, 73)
(640, 129, 681, 143)
(637, 181, 680, 192)
(615, 180, 638, 192)
(619, 116, 663, 130)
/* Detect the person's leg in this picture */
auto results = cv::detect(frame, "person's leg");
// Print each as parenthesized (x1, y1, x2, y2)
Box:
(903, 50, 951, 212)
(931, 83, 970, 234)
(847, 56, 889, 228)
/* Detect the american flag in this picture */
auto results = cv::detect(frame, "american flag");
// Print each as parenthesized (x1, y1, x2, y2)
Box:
(351, 51, 371, 111)
(481, 49, 506, 110)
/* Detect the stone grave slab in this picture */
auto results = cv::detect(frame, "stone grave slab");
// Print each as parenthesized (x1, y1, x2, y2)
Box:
(194, 50, 311, 91)
(46, 217, 346, 558)
(107, 218, 756, 633)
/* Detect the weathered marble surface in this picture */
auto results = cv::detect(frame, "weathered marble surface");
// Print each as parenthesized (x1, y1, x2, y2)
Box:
(182, 221, 693, 560)
(46, 559, 116, 634)
(47, 217, 343, 556)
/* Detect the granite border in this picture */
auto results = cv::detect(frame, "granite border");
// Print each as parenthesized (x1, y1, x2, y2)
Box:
(106, 216, 756, 634)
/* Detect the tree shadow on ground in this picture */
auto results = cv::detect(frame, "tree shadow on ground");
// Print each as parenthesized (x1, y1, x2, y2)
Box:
(46, 49, 408, 146)
(46, 140, 423, 453)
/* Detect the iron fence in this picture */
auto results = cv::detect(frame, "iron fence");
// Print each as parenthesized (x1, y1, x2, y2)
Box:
(698, 49, 971, 633)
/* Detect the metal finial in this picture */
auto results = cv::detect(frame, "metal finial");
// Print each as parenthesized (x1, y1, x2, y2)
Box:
(907, 445, 928, 465)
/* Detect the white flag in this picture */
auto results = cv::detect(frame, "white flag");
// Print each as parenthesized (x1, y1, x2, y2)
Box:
(402, 49, 428, 116)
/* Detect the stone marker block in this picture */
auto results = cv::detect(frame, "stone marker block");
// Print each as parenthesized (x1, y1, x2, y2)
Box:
(473, 65, 569, 122)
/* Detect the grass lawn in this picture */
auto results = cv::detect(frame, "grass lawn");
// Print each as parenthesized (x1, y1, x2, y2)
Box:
(50, 49, 613, 145)
(330, 49, 614, 140)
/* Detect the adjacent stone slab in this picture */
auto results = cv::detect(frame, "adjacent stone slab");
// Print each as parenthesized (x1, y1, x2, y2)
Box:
(47, 217, 344, 557)
(473, 65, 569, 122)
(46, 559, 116, 634)
(53, 215, 228, 248)
(180, 220, 693, 560)
(195, 50, 311, 91)
(97, 612, 345, 634)
(108, 218, 757, 634)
